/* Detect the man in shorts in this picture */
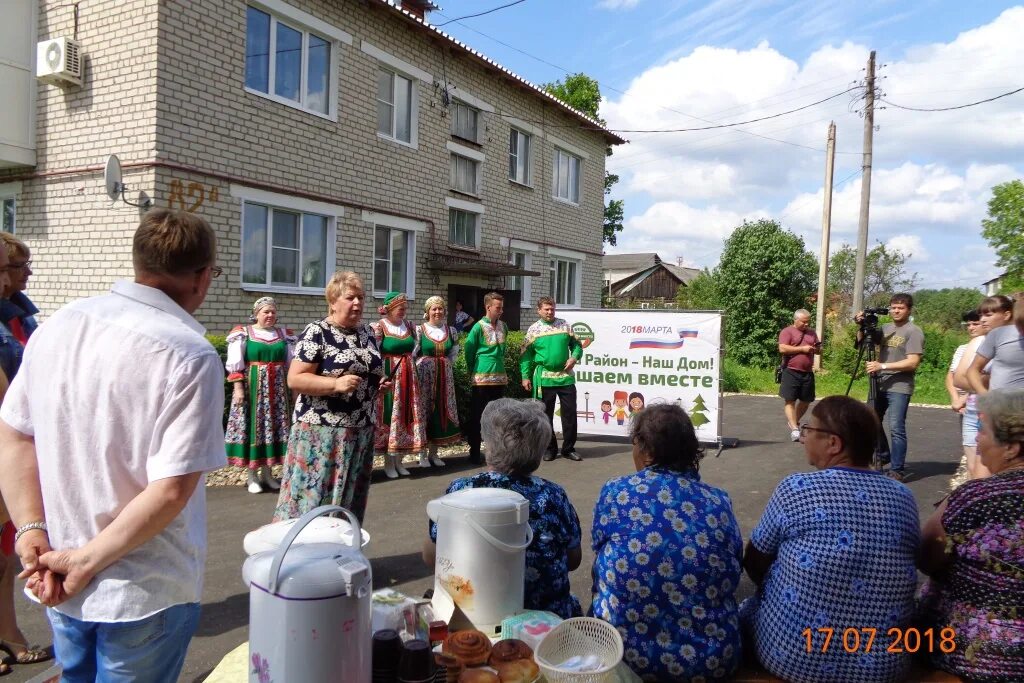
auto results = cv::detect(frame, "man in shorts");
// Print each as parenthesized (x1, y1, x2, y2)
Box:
(778, 309, 821, 441)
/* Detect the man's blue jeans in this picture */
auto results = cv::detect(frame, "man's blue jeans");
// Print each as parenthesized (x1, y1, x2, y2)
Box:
(47, 602, 200, 683)
(872, 390, 911, 472)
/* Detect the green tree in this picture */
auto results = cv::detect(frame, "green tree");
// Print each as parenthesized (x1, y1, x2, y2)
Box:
(912, 288, 985, 330)
(714, 219, 818, 368)
(827, 242, 918, 314)
(689, 394, 710, 428)
(543, 73, 624, 246)
(981, 180, 1024, 291)
(675, 269, 720, 309)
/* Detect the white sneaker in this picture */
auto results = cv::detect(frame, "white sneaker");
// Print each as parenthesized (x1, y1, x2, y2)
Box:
(429, 455, 446, 467)
(418, 452, 432, 468)
(247, 470, 264, 494)
(790, 429, 801, 442)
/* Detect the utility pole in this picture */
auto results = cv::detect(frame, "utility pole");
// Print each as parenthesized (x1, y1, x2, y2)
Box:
(814, 121, 836, 371)
(852, 50, 875, 316)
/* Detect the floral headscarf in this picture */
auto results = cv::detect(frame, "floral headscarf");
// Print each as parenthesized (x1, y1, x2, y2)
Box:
(249, 296, 277, 323)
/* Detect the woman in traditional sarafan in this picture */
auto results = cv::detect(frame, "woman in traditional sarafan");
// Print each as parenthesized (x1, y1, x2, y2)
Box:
(371, 291, 427, 478)
(225, 296, 296, 493)
(414, 296, 460, 468)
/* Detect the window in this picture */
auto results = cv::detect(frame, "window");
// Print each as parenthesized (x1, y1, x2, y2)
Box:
(450, 101, 479, 142)
(552, 148, 582, 204)
(377, 69, 414, 144)
(242, 203, 331, 290)
(549, 257, 580, 307)
(507, 250, 532, 305)
(448, 209, 478, 249)
(509, 129, 531, 185)
(1, 198, 14, 233)
(245, 6, 333, 115)
(373, 227, 413, 295)
(450, 154, 480, 196)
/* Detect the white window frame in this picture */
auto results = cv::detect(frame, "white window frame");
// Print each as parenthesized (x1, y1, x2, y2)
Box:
(500, 238, 539, 307)
(376, 68, 416, 147)
(547, 246, 584, 309)
(244, 1, 349, 121)
(507, 250, 533, 306)
(362, 41, 429, 149)
(363, 210, 424, 300)
(450, 100, 480, 144)
(0, 182, 20, 234)
(552, 147, 582, 205)
(447, 141, 485, 198)
(508, 127, 532, 187)
(231, 185, 342, 296)
(445, 197, 484, 251)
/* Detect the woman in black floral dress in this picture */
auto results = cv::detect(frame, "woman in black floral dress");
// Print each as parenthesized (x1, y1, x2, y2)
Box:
(273, 272, 389, 524)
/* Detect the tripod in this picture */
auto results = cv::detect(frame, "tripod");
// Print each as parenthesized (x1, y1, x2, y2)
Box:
(846, 331, 881, 402)
(847, 330, 883, 467)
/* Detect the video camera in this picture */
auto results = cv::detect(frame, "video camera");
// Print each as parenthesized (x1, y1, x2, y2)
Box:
(858, 306, 890, 346)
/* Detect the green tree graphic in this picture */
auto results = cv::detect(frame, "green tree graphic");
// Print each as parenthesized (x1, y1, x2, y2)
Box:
(690, 394, 710, 428)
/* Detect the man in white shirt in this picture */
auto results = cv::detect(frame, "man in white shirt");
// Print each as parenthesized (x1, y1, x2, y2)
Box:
(0, 209, 227, 682)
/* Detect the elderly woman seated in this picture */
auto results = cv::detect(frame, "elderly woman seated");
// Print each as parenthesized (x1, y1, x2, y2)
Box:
(917, 388, 1024, 683)
(590, 403, 743, 682)
(423, 398, 582, 618)
(742, 395, 920, 683)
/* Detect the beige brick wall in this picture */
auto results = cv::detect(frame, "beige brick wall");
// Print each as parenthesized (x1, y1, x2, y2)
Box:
(4, 0, 612, 332)
(0, 0, 158, 313)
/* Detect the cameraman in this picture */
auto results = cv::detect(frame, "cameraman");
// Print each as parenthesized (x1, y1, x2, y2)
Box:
(777, 309, 821, 441)
(855, 293, 924, 481)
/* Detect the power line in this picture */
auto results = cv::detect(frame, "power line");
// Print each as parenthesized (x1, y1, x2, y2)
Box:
(880, 86, 1023, 112)
(435, 0, 528, 27)
(495, 86, 860, 133)
(430, 8, 863, 152)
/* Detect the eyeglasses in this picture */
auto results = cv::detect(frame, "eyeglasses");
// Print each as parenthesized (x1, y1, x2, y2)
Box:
(799, 423, 838, 438)
(196, 265, 223, 278)
(8, 260, 31, 270)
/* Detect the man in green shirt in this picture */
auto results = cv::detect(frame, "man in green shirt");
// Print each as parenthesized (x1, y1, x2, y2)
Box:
(463, 292, 508, 464)
(521, 296, 583, 462)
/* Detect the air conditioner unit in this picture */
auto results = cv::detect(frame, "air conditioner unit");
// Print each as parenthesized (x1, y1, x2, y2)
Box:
(36, 37, 83, 87)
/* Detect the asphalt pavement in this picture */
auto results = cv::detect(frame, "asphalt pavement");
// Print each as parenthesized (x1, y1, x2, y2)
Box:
(9, 395, 962, 682)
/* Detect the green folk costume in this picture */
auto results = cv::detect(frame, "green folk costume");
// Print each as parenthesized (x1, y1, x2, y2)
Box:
(520, 317, 583, 398)
(224, 325, 295, 468)
(415, 323, 461, 445)
(463, 317, 508, 386)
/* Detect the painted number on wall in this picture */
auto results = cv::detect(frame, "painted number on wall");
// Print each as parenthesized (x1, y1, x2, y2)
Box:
(168, 179, 220, 212)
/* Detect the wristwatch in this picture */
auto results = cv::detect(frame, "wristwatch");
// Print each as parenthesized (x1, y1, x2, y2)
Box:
(881, 363, 888, 370)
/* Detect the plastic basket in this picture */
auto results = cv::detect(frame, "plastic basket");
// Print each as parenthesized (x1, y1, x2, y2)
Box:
(534, 617, 623, 683)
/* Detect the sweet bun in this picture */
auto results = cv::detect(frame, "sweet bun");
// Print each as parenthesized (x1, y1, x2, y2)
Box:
(443, 630, 492, 667)
(457, 670, 500, 683)
(494, 658, 540, 683)
(487, 639, 533, 666)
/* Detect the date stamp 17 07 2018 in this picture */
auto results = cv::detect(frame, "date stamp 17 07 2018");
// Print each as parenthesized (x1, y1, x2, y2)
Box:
(802, 627, 956, 654)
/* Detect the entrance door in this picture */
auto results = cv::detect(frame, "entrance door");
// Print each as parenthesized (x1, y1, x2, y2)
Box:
(447, 286, 522, 331)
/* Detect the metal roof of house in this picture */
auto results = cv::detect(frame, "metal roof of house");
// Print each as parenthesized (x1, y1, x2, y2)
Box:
(604, 253, 701, 289)
(602, 252, 660, 272)
(374, 0, 627, 146)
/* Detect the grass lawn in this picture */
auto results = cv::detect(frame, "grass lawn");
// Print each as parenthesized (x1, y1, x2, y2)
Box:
(722, 359, 951, 406)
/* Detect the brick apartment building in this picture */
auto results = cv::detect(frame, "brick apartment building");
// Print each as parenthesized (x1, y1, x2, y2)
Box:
(0, 0, 623, 333)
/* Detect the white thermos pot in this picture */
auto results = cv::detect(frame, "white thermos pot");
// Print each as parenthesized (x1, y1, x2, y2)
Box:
(427, 489, 533, 635)
(243, 506, 372, 683)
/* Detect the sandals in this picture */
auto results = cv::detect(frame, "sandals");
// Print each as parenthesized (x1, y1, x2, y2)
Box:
(0, 639, 52, 665)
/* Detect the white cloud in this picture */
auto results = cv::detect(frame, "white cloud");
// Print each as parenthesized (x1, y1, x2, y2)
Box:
(885, 234, 928, 262)
(599, 8, 1024, 290)
(597, 0, 641, 9)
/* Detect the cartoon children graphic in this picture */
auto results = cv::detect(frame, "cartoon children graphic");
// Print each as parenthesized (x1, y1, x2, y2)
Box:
(628, 392, 645, 419)
(613, 391, 628, 426)
(601, 400, 613, 425)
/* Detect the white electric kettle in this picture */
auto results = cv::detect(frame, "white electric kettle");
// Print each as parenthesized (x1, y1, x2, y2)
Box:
(427, 489, 533, 635)
(243, 506, 372, 683)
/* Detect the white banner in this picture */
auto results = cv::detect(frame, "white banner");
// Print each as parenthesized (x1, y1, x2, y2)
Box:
(552, 310, 722, 442)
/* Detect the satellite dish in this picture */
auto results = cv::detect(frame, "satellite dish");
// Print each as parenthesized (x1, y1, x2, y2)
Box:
(104, 154, 123, 200)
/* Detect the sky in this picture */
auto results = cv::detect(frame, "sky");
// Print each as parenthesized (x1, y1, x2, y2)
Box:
(428, 0, 1024, 290)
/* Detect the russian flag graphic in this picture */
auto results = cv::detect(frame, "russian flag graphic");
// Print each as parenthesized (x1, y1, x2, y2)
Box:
(678, 330, 699, 339)
(629, 339, 685, 350)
